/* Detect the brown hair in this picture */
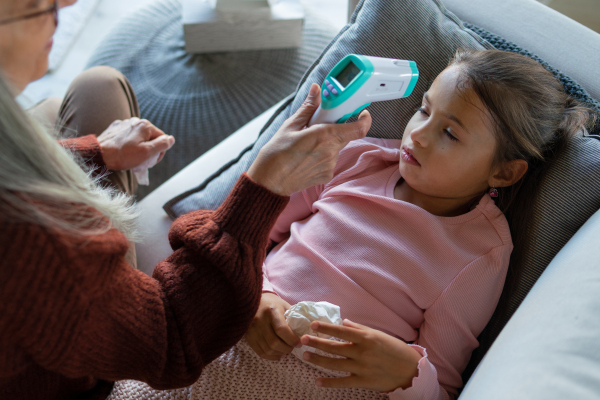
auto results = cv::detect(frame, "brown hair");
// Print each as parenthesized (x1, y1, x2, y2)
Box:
(448, 49, 596, 313)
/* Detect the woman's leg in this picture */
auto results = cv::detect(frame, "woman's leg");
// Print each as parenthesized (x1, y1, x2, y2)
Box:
(28, 97, 62, 128)
(56, 66, 141, 268)
(56, 65, 140, 196)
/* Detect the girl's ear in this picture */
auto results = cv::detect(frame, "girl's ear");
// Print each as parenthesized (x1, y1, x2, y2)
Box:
(489, 159, 528, 188)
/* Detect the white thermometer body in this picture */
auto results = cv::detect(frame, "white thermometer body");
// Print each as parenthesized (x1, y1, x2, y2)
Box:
(308, 54, 419, 126)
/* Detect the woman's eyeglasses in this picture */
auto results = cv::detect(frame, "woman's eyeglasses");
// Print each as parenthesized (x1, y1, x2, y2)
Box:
(0, 0, 58, 27)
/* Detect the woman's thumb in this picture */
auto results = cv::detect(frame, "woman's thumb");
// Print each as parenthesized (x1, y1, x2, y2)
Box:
(289, 83, 321, 129)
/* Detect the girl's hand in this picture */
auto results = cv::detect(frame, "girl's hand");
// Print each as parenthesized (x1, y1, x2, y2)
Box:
(245, 292, 301, 361)
(301, 319, 422, 392)
(97, 118, 175, 171)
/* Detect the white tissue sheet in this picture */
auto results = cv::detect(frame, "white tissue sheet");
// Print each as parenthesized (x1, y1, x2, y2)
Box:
(132, 152, 160, 186)
(284, 301, 350, 376)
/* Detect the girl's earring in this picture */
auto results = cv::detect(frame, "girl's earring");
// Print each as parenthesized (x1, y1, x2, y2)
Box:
(489, 187, 499, 198)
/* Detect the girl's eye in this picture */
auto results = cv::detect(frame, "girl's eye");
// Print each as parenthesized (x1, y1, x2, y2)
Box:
(417, 106, 428, 116)
(444, 129, 459, 142)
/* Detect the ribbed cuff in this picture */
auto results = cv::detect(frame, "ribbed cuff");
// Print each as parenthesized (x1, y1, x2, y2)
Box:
(212, 173, 289, 247)
(388, 345, 443, 400)
(59, 135, 106, 170)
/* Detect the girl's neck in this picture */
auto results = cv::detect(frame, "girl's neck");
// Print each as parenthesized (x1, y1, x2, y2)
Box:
(394, 179, 480, 217)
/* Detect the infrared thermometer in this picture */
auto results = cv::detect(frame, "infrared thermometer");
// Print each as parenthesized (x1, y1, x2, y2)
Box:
(308, 54, 419, 126)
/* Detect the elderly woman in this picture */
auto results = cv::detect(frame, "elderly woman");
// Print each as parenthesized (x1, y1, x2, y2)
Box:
(0, 1, 372, 399)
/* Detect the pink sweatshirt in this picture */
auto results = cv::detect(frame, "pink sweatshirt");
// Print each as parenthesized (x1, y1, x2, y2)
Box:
(262, 138, 513, 399)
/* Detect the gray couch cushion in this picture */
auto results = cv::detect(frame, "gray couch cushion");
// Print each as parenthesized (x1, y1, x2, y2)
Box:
(86, 0, 337, 198)
(165, 0, 492, 214)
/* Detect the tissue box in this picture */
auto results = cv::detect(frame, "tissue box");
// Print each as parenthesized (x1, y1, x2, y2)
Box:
(182, 0, 304, 53)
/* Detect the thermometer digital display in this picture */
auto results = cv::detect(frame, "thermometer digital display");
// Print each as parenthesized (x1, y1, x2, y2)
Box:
(308, 54, 419, 126)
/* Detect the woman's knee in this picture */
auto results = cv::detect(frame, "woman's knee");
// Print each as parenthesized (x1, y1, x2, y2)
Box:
(58, 66, 141, 135)
(70, 66, 128, 95)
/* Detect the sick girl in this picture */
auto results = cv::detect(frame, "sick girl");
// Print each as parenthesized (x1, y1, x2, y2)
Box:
(108, 49, 594, 400)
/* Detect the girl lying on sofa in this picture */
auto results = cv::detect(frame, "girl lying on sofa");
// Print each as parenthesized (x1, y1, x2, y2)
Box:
(108, 49, 594, 400)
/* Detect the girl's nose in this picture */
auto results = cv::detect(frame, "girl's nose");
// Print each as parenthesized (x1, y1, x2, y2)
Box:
(410, 123, 430, 148)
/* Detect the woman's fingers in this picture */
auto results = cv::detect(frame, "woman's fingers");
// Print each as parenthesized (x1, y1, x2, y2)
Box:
(309, 321, 366, 343)
(142, 135, 175, 159)
(287, 83, 321, 130)
(304, 109, 372, 146)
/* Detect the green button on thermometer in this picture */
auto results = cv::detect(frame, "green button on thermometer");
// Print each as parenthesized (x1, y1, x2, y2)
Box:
(308, 54, 419, 126)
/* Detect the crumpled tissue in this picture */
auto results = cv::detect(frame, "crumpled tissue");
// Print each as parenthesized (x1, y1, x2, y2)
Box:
(132, 152, 160, 186)
(284, 301, 350, 376)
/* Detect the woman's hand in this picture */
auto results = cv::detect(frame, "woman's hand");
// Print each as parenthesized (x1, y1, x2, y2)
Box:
(247, 83, 372, 196)
(300, 319, 422, 392)
(245, 292, 301, 361)
(97, 118, 175, 171)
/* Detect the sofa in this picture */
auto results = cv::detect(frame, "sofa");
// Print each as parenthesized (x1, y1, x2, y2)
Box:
(133, 0, 600, 398)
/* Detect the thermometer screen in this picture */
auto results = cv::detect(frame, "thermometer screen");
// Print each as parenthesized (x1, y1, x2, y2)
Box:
(335, 61, 361, 88)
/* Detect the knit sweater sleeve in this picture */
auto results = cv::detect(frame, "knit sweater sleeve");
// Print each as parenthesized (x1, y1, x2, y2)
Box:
(58, 134, 106, 171)
(0, 173, 288, 390)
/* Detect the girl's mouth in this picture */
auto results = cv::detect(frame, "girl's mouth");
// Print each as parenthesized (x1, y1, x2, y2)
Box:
(401, 147, 421, 166)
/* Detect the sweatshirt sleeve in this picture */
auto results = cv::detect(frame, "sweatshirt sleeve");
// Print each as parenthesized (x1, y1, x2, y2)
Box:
(0, 173, 288, 390)
(388, 245, 512, 400)
(59, 134, 106, 172)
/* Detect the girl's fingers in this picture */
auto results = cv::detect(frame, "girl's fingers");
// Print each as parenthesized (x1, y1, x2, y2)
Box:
(315, 376, 362, 389)
(310, 321, 365, 343)
(255, 335, 285, 361)
(300, 335, 356, 358)
(271, 316, 301, 349)
(342, 319, 370, 330)
(262, 323, 294, 354)
(302, 351, 354, 373)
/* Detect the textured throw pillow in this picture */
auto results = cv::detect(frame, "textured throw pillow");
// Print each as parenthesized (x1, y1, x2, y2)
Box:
(86, 0, 338, 198)
(164, 0, 493, 214)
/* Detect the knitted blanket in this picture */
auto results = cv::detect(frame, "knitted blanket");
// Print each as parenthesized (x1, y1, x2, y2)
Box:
(107, 339, 388, 400)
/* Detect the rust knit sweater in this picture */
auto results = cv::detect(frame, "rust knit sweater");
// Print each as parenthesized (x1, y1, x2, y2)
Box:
(0, 135, 289, 400)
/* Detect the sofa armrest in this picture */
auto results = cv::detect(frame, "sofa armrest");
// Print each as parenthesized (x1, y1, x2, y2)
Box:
(444, 0, 600, 102)
(134, 99, 288, 275)
(460, 208, 600, 399)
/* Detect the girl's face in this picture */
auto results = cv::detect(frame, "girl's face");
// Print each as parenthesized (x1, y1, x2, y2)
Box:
(0, 0, 58, 94)
(399, 66, 498, 203)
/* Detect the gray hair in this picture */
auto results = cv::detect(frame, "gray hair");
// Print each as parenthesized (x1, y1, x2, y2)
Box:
(0, 75, 139, 240)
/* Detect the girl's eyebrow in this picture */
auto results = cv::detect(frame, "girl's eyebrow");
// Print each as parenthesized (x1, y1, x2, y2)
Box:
(423, 92, 470, 134)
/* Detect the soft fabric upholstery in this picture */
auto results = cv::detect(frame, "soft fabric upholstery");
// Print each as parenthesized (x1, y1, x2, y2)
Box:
(86, 0, 337, 197)
(163, 0, 600, 386)
(165, 0, 492, 214)
(443, 0, 600, 102)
